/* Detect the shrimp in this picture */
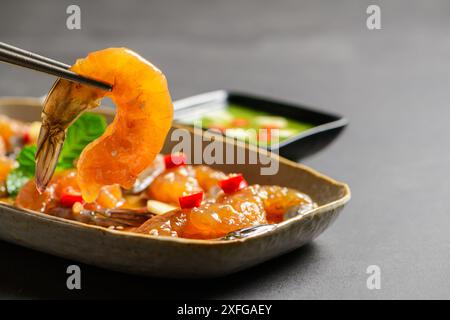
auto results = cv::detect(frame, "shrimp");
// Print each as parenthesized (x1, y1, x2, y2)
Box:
(15, 170, 75, 214)
(35, 48, 173, 202)
(228, 185, 317, 223)
(16, 169, 128, 226)
(147, 165, 202, 205)
(193, 165, 227, 196)
(135, 184, 316, 239)
(146, 164, 227, 204)
(135, 202, 265, 239)
(135, 188, 266, 239)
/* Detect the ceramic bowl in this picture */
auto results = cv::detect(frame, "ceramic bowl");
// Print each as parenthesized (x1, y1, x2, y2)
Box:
(0, 97, 350, 278)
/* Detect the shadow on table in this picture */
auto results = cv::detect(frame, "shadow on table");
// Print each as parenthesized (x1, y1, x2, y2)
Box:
(0, 240, 318, 299)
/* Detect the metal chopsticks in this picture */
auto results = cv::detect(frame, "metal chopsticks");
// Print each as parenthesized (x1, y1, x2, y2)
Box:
(0, 42, 112, 91)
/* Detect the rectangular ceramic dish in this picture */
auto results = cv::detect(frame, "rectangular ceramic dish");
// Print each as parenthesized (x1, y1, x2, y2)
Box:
(0, 97, 350, 278)
(174, 90, 348, 161)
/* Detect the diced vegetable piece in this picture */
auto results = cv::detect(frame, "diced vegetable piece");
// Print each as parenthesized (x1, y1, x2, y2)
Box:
(60, 187, 83, 207)
(231, 118, 249, 127)
(255, 116, 287, 128)
(179, 191, 204, 209)
(219, 174, 248, 194)
(224, 128, 252, 140)
(22, 132, 31, 145)
(164, 153, 187, 169)
(205, 110, 232, 122)
(95, 184, 123, 209)
(147, 200, 177, 215)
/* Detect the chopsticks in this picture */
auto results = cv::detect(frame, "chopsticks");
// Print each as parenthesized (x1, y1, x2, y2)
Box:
(0, 42, 112, 91)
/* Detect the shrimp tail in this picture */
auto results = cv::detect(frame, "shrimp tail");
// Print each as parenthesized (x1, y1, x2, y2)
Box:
(35, 122, 66, 193)
(34, 78, 101, 193)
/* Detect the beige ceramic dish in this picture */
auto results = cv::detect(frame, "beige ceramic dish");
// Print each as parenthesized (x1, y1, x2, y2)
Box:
(0, 97, 350, 278)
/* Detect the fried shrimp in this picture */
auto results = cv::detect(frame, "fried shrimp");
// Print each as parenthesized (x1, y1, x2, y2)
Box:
(233, 185, 317, 223)
(135, 198, 266, 239)
(135, 184, 315, 239)
(146, 165, 226, 204)
(35, 48, 173, 202)
(192, 165, 227, 196)
(147, 165, 202, 205)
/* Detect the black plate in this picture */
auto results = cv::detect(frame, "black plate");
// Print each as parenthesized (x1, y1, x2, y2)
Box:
(173, 90, 348, 161)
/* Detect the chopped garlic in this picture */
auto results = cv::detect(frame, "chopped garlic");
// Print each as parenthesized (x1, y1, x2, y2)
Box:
(147, 200, 177, 215)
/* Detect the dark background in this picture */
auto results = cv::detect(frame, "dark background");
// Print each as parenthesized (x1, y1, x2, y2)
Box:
(1, 0, 449, 299)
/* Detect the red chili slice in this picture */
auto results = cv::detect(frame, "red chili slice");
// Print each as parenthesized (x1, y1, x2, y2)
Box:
(164, 153, 187, 169)
(22, 132, 31, 144)
(179, 191, 204, 209)
(219, 174, 248, 194)
(60, 187, 83, 207)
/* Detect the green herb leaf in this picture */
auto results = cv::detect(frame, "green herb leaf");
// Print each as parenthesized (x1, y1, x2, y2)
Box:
(6, 145, 37, 196)
(58, 113, 107, 169)
(5, 113, 107, 197)
(16, 145, 37, 176)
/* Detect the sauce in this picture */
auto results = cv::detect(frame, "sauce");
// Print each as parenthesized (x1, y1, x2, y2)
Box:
(178, 104, 313, 146)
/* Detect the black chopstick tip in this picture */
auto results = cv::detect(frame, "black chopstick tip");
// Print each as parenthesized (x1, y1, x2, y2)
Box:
(0, 41, 113, 91)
